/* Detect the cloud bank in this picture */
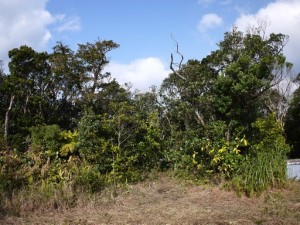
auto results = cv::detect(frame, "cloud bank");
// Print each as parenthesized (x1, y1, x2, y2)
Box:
(0, 0, 52, 59)
(0, 0, 81, 69)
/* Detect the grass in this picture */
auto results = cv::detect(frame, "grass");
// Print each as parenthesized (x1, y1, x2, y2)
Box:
(229, 147, 288, 197)
(1, 173, 300, 225)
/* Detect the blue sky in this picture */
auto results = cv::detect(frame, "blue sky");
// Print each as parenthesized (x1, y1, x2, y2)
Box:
(1, 0, 299, 91)
(45, 0, 273, 63)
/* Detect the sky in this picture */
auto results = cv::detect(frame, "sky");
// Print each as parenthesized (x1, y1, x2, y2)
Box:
(0, 0, 299, 91)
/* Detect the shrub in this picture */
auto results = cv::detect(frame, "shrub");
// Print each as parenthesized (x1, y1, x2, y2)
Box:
(77, 110, 102, 163)
(30, 125, 61, 158)
(162, 124, 246, 180)
(231, 114, 290, 195)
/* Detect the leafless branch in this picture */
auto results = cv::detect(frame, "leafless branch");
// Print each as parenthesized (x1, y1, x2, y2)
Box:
(264, 65, 297, 126)
(195, 110, 206, 127)
(246, 18, 271, 40)
(4, 95, 15, 142)
(170, 35, 186, 80)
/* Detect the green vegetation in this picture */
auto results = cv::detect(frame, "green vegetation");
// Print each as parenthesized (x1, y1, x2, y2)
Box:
(0, 26, 298, 215)
(285, 74, 300, 158)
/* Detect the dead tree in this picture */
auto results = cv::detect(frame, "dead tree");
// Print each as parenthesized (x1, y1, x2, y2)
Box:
(170, 35, 186, 81)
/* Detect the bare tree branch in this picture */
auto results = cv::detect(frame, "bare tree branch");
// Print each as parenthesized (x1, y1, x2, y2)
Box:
(195, 110, 206, 127)
(170, 35, 186, 80)
(4, 95, 15, 142)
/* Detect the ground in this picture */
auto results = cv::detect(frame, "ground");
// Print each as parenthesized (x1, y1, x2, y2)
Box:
(1, 175, 300, 225)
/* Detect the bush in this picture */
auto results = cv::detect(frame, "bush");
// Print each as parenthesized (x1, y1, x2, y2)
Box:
(162, 123, 246, 180)
(231, 114, 290, 195)
(0, 150, 29, 193)
(30, 125, 62, 158)
(77, 110, 103, 163)
(72, 162, 106, 193)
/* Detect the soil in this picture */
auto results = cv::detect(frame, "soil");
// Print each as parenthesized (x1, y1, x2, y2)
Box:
(1, 174, 300, 225)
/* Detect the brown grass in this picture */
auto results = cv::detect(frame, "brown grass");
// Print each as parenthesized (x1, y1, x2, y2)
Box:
(1, 174, 300, 225)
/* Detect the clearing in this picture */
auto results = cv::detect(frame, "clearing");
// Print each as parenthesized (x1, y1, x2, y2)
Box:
(1, 174, 300, 225)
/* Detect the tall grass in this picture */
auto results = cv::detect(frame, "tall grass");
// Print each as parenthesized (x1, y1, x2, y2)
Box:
(232, 145, 287, 196)
(0, 180, 107, 217)
(0, 153, 107, 216)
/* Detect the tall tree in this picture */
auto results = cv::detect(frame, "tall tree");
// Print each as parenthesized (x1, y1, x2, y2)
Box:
(285, 75, 300, 158)
(160, 59, 216, 134)
(49, 42, 83, 129)
(0, 61, 8, 144)
(50, 42, 82, 102)
(76, 40, 119, 97)
(92, 80, 131, 115)
(5, 46, 54, 149)
(205, 28, 292, 140)
(49, 40, 120, 129)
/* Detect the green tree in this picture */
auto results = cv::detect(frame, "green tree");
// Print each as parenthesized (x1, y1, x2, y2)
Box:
(159, 27, 293, 181)
(5, 46, 55, 149)
(205, 28, 292, 140)
(50, 42, 82, 101)
(285, 77, 300, 158)
(49, 40, 120, 129)
(0, 61, 7, 148)
(100, 101, 142, 180)
(160, 59, 217, 154)
(77, 109, 103, 163)
(49, 42, 83, 130)
(92, 80, 131, 115)
(76, 40, 119, 104)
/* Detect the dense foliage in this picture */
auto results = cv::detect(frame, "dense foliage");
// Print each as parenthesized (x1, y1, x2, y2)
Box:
(0, 27, 298, 205)
(285, 75, 300, 158)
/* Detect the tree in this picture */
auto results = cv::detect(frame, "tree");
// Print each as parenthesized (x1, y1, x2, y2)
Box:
(76, 40, 119, 97)
(205, 28, 292, 140)
(4, 46, 55, 149)
(49, 40, 120, 129)
(49, 42, 83, 130)
(0, 61, 7, 147)
(92, 80, 131, 115)
(160, 59, 216, 134)
(285, 76, 300, 158)
(159, 27, 293, 179)
(50, 42, 82, 102)
(100, 98, 162, 180)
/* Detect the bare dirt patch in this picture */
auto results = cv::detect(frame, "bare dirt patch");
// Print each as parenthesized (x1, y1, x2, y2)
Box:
(1, 175, 300, 225)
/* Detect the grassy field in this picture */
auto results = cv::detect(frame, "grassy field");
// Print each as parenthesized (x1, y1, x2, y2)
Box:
(1, 174, 300, 225)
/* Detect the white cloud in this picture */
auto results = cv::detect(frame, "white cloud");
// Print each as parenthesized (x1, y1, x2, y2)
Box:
(106, 57, 170, 92)
(0, 0, 53, 60)
(0, 0, 81, 71)
(197, 13, 223, 32)
(234, 0, 300, 73)
(55, 15, 81, 32)
(197, 0, 214, 5)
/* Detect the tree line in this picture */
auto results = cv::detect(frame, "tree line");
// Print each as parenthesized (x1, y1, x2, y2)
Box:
(0, 26, 299, 198)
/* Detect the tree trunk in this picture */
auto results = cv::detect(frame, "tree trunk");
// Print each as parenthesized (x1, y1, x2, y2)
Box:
(4, 95, 15, 144)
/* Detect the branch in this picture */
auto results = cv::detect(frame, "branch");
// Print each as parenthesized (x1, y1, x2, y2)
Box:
(4, 95, 15, 141)
(195, 110, 206, 127)
(170, 35, 186, 80)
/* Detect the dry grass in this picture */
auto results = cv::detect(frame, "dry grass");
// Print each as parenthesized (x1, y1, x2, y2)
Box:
(1, 174, 300, 225)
